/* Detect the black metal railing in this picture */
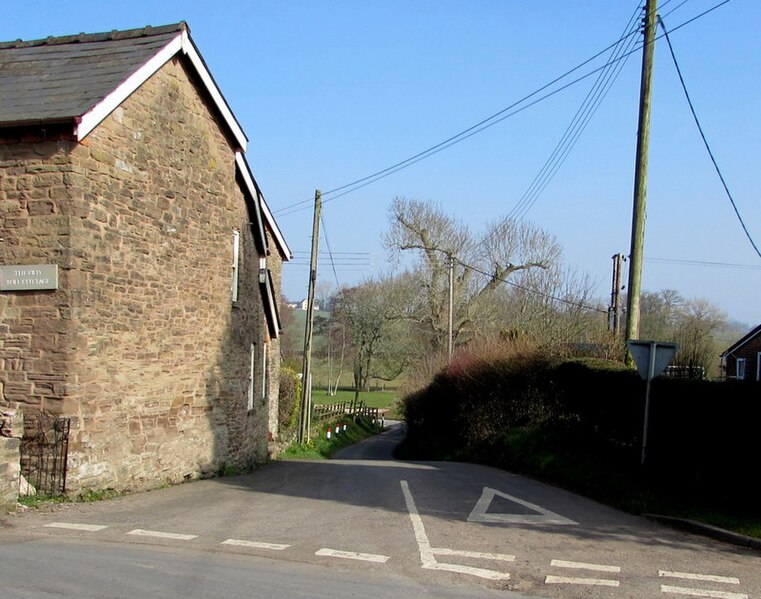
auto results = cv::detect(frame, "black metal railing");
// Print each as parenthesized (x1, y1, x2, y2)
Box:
(19, 413, 70, 496)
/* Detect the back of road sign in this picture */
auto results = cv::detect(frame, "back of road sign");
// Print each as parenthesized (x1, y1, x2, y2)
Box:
(627, 340, 678, 381)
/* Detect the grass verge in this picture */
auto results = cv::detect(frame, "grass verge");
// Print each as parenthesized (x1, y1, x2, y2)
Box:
(279, 416, 384, 460)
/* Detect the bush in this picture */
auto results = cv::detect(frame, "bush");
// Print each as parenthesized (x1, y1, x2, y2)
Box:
(399, 342, 761, 514)
(279, 367, 302, 435)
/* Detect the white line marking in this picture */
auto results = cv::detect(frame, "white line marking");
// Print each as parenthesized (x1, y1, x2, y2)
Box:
(659, 571, 740, 585)
(661, 585, 748, 599)
(546, 575, 620, 587)
(423, 561, 511, 580)
(45, 522, 108, 532)
(468, 487, 577, 525)
(433, 548, 515, 562)
(127, 529, 197, 541)
(400, 480, 435, 568)
(221, 539, 290, 551)
(400, 480, 510, 581)
(551, 559, 621, 573)
(315, 548, 390, 563)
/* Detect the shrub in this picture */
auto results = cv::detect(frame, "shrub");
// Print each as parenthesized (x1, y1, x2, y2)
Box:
(399, 340, 761, 513)
(279, 367, 302, 435)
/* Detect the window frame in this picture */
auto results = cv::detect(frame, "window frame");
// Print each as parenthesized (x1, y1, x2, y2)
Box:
(231, 229, 240, 303)
(736, 357, 746, 380)
(247, 342, 255, 412)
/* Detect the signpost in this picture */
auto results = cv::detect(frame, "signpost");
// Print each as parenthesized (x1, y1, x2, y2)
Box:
(0, 264, 58, 291)
(627, 339, 678, 465)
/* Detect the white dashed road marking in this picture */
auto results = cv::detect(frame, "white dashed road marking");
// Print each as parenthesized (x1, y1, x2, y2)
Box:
(545, 575, 620, 587)
(551, 559, 621, 573)
(315, 548, 391, 563)
(545, 559, 621, 587)
(29, 517, 753, 598)
(433, 548, 515, 562)
(659, 571, 741, 585)
(660, 586, 747, 599)
(127, 529, 198, 541)
(659, 570, 747, 599)
(221, 539, 290, 551)
(44, 522, 108, 532)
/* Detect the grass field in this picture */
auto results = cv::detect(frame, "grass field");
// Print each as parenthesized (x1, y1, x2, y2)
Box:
(311, 387, 402, 420)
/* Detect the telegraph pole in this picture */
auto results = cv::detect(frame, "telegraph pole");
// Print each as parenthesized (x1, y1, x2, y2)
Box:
(298, 190, 322, 444)
(447, 254, 454, 361)
(609, 253, 625, 335)
(625, 0, 657, 345)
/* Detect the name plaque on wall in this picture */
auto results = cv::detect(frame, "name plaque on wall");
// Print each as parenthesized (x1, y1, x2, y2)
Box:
(0, 264, 59, 291)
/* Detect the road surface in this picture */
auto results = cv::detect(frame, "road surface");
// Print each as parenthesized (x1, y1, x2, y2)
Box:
(2, 422, 759, 598)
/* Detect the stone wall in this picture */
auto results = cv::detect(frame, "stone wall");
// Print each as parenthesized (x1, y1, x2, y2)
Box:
(0, 136, 77, 417)
(0, 406, 22, 507)
(0, 56, 276, 492)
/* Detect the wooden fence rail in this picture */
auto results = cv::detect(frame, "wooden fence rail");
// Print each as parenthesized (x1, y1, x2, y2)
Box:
(312, 401, 383, 427)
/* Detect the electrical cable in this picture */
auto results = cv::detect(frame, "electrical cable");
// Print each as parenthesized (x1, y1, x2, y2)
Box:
(504, 2, 642, 225)
(647, 257, 761, 270)
(658, 13, 760, 259)
(273, 23, 643, 217)
(454, 256, 608, 314)
(273, 0, 731, 218)
(319, 213, 342, 288)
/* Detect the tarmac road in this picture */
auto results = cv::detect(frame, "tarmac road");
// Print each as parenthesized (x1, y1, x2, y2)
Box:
(3, 422, 759, 598)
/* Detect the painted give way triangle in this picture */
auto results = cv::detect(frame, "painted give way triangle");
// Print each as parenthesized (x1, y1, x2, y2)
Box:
(467, 487, 577, 525)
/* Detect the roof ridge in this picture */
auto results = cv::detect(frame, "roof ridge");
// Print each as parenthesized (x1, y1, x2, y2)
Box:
(0, 22, 187, 50)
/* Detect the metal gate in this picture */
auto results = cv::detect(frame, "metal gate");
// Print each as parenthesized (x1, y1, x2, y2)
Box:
(19, 413, 71, 496)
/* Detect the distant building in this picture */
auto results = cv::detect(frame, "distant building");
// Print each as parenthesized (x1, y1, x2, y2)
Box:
(0, 22, 292, 494)
(287, 298, 319, 311)
(720, 324, 761, 381)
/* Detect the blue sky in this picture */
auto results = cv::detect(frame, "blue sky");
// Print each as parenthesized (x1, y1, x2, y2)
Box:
(3, 1, 760, 326)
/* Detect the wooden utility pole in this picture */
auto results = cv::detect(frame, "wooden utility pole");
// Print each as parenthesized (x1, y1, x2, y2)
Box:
(447, 254, 454, 361)
(625, 0, 657, 345)
(298, 190, 322, 444)
(609, 253, 625, 335)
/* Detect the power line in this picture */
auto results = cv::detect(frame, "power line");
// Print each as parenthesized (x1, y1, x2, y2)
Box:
(319, 213, 341, 289)
(658, 12, 760, 259)
(273, 23, 644, 217)
(291, 251, 372, 256)
(455, 257, 608, 315)
(504, 2, 642, 224)
(273, 1, 731, 219)
(647, 257, 761, 270)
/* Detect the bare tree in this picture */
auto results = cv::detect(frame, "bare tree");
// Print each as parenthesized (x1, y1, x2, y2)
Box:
(384, 197, 562, 353)
(332, 277, 410, 391)
(496, 264, 607, 350)
(638, 290, 728, 376)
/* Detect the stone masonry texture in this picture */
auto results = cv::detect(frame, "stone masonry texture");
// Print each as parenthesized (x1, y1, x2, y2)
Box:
(0, 56, 283, 493)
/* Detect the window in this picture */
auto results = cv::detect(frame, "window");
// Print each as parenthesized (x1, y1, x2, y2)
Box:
(736, 358, 746, 380)
(262, 343, 268, 400)
(231, 230, 240, 303)
(248, 343, 255, 411)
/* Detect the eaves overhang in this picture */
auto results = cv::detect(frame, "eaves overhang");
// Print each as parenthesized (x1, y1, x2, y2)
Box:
(74, 27, 248, 151)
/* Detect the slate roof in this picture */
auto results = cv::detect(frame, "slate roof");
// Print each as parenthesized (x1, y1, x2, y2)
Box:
(0, 22, 247, 149)
(0, 23, 186, 127)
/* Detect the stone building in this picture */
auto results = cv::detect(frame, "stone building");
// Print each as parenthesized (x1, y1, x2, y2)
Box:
(0, 22, 292, 495)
